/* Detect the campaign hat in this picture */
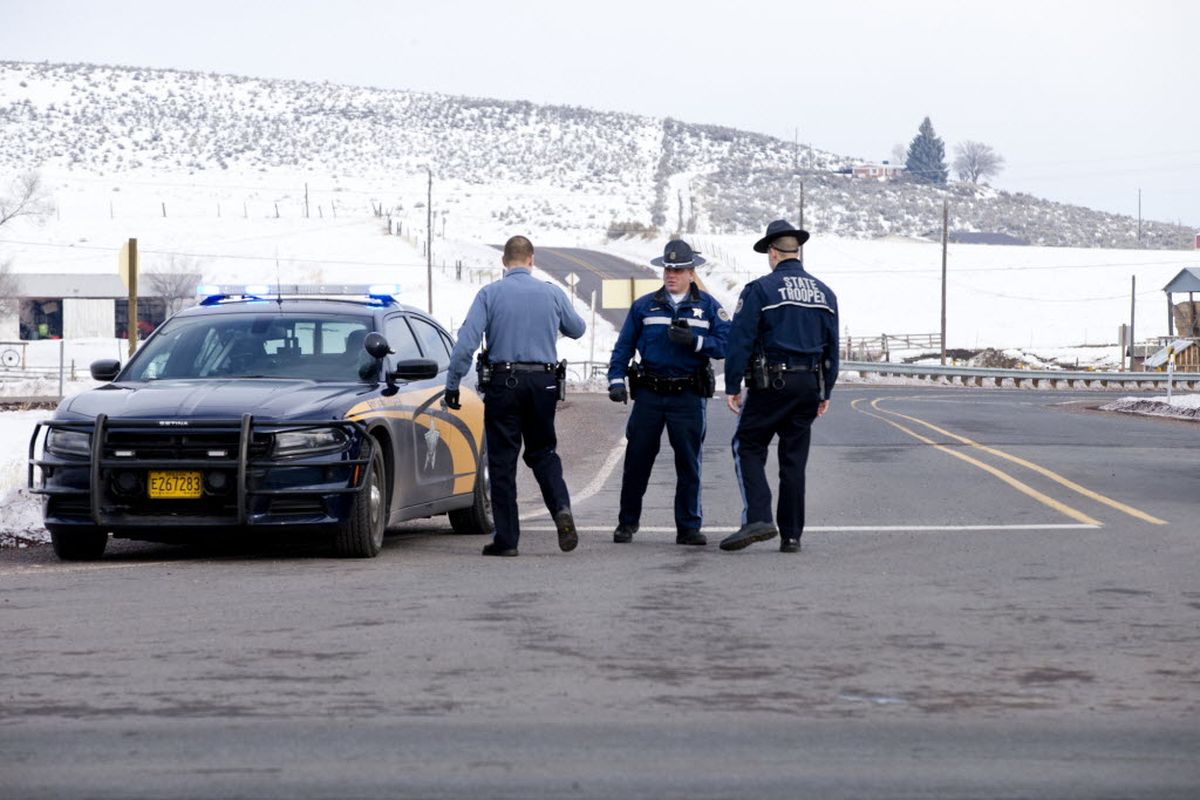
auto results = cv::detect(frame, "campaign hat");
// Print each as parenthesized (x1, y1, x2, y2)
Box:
(650, 239, 706, 269)
(753, 219, 810, 253)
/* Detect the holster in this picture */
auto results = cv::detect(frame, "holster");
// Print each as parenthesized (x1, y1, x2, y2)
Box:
(696, 362, 716, 398)
(746, 353, 769, 391)
(555, 360, 567, 401)
(475, 348, 492, 388)
(627, 362, 645, 400)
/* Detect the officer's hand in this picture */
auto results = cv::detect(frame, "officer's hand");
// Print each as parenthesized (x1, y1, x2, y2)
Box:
(726, 392, 743, 415)
(443, 389, 461, 410)
(668, 320, 697, 347)
(817, 399, 829, 417)
(608, 384, 628, 404)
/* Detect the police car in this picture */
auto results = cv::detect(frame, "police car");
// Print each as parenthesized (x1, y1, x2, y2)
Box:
(28, 285, 490, 560)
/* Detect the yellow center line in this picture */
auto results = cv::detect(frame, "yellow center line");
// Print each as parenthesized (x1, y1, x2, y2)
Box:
(870, 397, 1167, 526)
(542, 248, 618, 279)
(850, 398, 1102, 527)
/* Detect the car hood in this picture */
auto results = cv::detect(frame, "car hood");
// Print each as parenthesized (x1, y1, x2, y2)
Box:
(56, 379, 372, 422)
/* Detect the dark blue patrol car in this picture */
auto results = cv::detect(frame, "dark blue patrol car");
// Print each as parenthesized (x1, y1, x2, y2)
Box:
(28, 285, 491, 560)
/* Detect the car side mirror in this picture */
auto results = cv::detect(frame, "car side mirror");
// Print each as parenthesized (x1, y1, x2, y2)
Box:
(90, 359, 121, 381)
(387, 358, 439, 383)
(364, 332, 391, 360)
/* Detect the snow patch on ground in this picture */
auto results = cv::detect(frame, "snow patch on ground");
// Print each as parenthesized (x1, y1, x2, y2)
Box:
(0, 410, 52, 547)
(1100, 393, 1200, 420)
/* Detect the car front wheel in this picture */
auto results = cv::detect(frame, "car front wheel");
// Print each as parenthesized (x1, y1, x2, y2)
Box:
(332, 442, 386, 558)
(48, 525, 109, 561)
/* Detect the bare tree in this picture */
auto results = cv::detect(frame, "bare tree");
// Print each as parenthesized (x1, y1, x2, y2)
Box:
(0, 171, 53, 228)
(0, 259, 18, 316)
(953, 141, 1005, 183)
(145, 255, 204, 315)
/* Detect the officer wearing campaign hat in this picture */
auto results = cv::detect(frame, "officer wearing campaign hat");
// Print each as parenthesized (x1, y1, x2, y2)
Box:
(719, 220, 839, 554)
(607, 239, 730, 546)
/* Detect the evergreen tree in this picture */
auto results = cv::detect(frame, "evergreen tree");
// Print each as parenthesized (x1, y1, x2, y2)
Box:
(904, 117, 948, 184)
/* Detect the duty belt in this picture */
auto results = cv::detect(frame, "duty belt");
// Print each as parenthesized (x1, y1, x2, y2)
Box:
(638, 373, 698, 394)
(489, 361, 556, 373)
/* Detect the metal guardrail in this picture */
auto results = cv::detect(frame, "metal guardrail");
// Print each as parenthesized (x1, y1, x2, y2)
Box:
(842, 360, 1200, 390)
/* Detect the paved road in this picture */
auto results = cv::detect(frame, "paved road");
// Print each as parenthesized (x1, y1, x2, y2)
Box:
(496, 244, 657, 330)
(2, 386, 1199, 798)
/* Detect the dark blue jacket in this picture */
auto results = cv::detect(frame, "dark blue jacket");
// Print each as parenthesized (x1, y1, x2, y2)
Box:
(724, 259, 839, 398)
(608, 283, 730, 383)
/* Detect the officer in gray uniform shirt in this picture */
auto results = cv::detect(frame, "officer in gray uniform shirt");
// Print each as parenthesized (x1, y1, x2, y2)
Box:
(445, 235, 586, 557)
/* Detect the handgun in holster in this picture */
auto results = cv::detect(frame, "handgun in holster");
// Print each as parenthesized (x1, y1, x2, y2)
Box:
(696, 361, 716, 398)
(555, 360, 567, 402)
(627, 361, 645, 400)
(475, 348, 492, 388)
(746, 353, 769, 390)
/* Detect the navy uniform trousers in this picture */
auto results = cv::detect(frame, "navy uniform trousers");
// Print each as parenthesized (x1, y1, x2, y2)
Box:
(732, 370, 821, 540)
(618, 388, 706, 533)
(484, 370, 571, 550)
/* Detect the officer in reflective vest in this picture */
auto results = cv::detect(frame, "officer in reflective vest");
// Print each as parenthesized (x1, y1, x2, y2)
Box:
(719, 220, 839, 554)
(607, 239, 730, 546)
(445, 235, 586, 557)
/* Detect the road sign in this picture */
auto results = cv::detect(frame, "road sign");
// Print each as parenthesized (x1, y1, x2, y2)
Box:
(565, 272, 579, 290)
(601, 278, 661, 309)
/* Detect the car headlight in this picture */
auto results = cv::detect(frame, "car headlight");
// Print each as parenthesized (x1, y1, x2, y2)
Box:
(273, 428, 348, 456)
(46, 428, 91, 457)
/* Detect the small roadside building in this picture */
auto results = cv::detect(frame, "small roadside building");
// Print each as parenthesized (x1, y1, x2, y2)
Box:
(4, 273, 180, 341)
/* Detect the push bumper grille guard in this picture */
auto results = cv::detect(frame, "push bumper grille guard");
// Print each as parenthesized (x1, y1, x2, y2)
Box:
(29, 413, 371, 527)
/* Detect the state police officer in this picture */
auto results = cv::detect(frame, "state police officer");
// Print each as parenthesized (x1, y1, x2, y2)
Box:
(607, 239, 730, 546)
(445, 235, 586, 557)
(718, 220, 839, 554)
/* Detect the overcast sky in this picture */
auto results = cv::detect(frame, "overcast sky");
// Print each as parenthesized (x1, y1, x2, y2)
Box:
(3, 0, 1197, 227)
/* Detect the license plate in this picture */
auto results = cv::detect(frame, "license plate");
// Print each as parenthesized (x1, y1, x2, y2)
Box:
(148, 471, 203, 499)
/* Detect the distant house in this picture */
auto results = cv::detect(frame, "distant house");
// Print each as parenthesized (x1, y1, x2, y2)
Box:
(4, 273, 187, 341)
(851, 162, 906, 180)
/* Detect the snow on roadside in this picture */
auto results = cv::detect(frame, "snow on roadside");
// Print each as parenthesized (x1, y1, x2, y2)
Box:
(1100, 393, 1200, 420)
(0, 410, 52, 547)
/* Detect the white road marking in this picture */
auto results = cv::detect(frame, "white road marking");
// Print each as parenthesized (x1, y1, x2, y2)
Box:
(518, 435, 628, 522)
(519, 523, 1101, 533)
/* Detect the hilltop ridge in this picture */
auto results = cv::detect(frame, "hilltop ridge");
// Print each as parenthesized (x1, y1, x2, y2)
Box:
(0, 60, 1192, 248)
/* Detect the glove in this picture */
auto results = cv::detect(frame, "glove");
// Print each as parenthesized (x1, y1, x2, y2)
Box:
(443, 389, 461, 410)
(668, 319, 697, 347)
(608, 384, 628, 404)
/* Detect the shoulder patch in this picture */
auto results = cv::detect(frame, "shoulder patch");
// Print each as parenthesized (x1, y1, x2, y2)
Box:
(734, 299, 743, 315)
(718, 308, 730, 321)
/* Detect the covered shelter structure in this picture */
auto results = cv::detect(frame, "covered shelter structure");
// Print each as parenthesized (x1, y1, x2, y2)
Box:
(1164, 267, 1200, 338)
(1150, 267, 1200, 371)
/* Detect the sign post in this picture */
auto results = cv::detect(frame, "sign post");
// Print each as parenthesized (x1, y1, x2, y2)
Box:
(119, 238, 138, 358)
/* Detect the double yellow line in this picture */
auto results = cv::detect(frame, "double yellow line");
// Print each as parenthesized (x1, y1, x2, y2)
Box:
(850, 397, 1167, 527)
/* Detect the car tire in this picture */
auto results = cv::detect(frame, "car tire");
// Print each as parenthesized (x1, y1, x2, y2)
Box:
(332, 442, 386, 558)
(448, 449, 492, 536)
(47, 525, 109, 561)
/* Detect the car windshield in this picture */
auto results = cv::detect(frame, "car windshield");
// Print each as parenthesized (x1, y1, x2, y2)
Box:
(122, 312, 376, 382)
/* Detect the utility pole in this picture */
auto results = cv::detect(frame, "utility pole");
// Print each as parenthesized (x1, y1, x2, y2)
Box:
(798, 181, 805, 261)
(940, 199, 948, 365)
(305, 182, 310, 219)
(1137, 188, 1142, 244)
(426, 166, 433, 315)
(1129, 275, 1137, 371)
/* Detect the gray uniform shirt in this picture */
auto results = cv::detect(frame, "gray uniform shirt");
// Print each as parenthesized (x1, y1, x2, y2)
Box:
(445, 267, 586, 391)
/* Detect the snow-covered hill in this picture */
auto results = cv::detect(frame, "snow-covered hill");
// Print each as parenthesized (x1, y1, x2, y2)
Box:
(1, 61, 1193, 248)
